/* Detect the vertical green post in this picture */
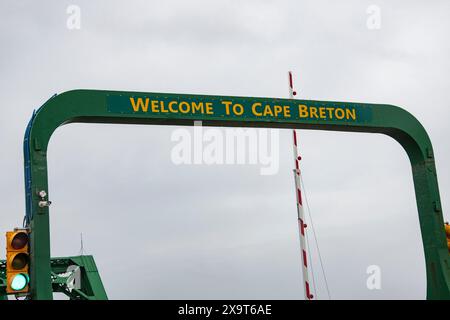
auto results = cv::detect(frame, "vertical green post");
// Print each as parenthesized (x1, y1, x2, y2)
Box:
(29, 142, 53, 299)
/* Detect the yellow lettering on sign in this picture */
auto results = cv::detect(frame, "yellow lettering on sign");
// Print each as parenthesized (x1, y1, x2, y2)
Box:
(179, 101, 190, 113)
(151, 100, 159, 113)
(127, 98, 358, 121)
(319, 107, 326, 119)
(252, 102, 262, 116)
(326, 107, 334, 119)
(168, 101, 178, 113)
(310, 107, 318, 119)
(273, 105, 282, 117)
(263, 105, 274, 117)
(205, 102, 214, 115)
(284, 106, 291, 118)
(233, 103, 244, 115)
(346, 108, 356, 120)
(335, 108, 345, 119)
(298, 105, 308, 118)
(222, 101, 232, 115)
(160, 101, 169, 113)
(130, 97, 149, 112)
(192, 102, 204, 113)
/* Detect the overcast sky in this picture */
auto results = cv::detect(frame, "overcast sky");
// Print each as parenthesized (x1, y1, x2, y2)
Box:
(0, 0, 449, 300)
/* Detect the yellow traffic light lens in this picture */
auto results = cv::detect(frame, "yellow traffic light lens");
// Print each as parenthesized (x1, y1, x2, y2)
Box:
(11, 253, 29, 270)
(11, 232, 29, 250)
(10, 273, 29, 291)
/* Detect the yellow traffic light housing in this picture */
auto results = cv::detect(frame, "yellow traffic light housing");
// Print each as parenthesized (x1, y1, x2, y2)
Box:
(445, 222, 450, 253)
(6, 229, 30, 294)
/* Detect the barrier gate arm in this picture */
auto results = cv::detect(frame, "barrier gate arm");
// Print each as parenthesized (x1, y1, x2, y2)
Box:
(24, 89, 449, 300)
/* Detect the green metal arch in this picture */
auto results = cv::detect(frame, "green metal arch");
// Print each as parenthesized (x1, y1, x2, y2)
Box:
(25, 89, 449, 299)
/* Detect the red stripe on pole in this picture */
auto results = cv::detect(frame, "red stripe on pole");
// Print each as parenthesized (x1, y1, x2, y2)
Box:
(289, 71, 293, 89)
(302, 249, 308, 268)
(293, 131, 297, 146)
(299, 218, 305, 236)
(305, 281, 312, 300)
(297, 188, 303, 205)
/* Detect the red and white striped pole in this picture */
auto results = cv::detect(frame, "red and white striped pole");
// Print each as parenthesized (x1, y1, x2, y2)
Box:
(289, 71, 313, 300)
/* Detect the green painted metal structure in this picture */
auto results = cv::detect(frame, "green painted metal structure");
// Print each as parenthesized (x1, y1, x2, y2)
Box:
(23, 89, 449, 299)
(0, 255, 106, 300)
(50, 255, 107, 300)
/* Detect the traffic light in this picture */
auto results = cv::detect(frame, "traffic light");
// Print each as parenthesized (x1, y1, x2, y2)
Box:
(445, 222, 450, 253)
(6, 229, 30, 294)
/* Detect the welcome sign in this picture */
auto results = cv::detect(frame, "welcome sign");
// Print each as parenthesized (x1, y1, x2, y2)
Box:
(106, 93, 373, 124)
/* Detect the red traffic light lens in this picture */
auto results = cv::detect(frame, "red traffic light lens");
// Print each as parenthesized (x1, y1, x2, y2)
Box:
(11, 232, 29, 250)
(11, 253, 29, 270)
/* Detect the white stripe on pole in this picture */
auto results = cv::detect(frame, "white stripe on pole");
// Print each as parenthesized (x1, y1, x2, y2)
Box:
(289, 71, 313, 300)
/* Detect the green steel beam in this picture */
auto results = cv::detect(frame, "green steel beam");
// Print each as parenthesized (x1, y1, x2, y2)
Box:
(50, 255, 107, 300)
(1, 255, 106, 300)
(25, 89, 449, 299)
